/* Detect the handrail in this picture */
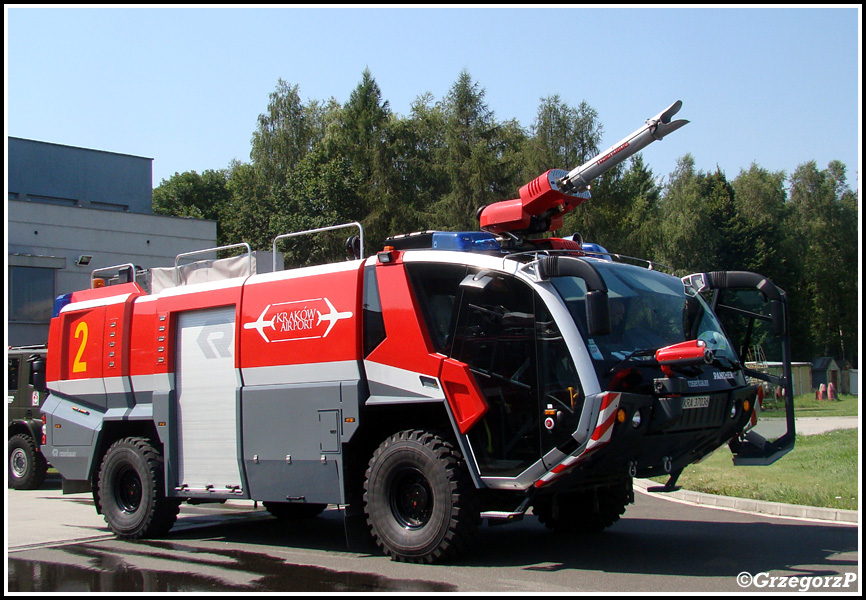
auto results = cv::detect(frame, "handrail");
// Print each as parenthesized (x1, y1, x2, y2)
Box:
(91, 263, 136, 288)
(271, 222, 364, 272)
(174, 242, 252, 285)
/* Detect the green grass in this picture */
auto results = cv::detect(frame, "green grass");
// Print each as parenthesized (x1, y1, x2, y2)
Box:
(754, 393, 859, 418)
(653, 428, 859, 510)
(791, 393, 859, 417)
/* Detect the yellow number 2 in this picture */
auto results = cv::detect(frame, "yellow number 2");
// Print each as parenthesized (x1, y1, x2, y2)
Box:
(73, 322, 89, 373)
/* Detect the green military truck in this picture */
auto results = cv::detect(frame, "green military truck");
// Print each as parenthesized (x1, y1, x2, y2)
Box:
(8, 346, 50, 490)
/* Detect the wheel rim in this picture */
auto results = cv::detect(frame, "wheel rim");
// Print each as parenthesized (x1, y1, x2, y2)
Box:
(389, 467, 433, 529)
(115, 466, 143, 513)
(10, 448, 28, 478)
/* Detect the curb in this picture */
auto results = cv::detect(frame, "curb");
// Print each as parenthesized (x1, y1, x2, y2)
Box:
(634, 478, 859, 525)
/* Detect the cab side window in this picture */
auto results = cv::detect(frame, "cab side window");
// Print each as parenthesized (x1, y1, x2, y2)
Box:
(406, 263, 467, 354)
(9, 357, 20, 392)
(363, 265, 387, 356)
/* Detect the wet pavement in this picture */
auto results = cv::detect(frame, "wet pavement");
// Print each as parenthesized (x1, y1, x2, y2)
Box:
(6, 482, 456, 593)
(8, 541, 456, 592)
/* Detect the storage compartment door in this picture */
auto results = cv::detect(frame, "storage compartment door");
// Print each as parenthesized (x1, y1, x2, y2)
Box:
(176, 307, 243, 493)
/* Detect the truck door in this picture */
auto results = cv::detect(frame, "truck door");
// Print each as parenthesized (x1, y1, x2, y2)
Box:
(449, 272, 539, 477)
(447, 271, 584, 477)
(534, 298, 585, 466)
(683, 271, 795, 465)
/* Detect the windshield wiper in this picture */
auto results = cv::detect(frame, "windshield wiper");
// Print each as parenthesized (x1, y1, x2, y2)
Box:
(605, 347, 658, 377)
(711, 354, 739, 370)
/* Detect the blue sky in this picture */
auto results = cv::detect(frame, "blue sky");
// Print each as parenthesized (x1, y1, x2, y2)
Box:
(6, 6, 861, 193)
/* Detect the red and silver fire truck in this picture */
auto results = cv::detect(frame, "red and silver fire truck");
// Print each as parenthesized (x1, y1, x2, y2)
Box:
(36, 101, 795, 563)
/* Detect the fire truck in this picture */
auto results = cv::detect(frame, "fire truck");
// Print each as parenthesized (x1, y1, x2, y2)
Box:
(37, 101, 795, 563)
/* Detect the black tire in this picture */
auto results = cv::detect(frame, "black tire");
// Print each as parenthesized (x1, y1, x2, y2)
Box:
(97, 437, 180, 538)
(8, 433, 48, 490)
(364, 429, 480, 564)
(263, 502, 327, 520)
(534, 479, 632, 533)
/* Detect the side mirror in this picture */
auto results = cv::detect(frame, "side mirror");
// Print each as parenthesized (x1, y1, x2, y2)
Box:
(460, 270, 495, 291)
(681, 273, 707, 297)
(28, 354, 47, 392)
(770, 299, 786, 337)
(586, 290, 611, 336)
(683, 296, 701, 339)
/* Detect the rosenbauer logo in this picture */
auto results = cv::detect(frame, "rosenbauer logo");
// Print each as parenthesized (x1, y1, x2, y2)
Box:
(243, 298, 352, 343)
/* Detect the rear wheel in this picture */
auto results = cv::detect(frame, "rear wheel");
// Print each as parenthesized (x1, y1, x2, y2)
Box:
(364, 430, 480, 563)
(97, 437, 179, 538)
(8, 433, 48, 490)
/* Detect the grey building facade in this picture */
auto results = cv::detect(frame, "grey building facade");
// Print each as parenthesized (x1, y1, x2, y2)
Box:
(7, 137, 217, 346)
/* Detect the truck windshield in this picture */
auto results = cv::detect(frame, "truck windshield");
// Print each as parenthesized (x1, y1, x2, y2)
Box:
(550, 261, 738, 389)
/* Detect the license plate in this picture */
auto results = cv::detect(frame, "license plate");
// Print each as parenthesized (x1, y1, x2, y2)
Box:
(682, 395, 710, 409)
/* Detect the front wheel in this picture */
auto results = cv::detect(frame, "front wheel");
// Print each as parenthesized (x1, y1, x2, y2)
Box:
(97, 437, 180, 538)
(9, 433, 48, 490)
(534, 478, 633, 533)
(364, 430, 480, 564)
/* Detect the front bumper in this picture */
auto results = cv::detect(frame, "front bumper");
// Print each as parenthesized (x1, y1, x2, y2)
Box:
(534, 386, 758, 491)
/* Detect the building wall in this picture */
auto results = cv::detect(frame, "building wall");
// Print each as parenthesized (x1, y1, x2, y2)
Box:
(7, 138, 216, 347)
(746, 361, 812, 397)
(8, 137, 154, 214)
(8, 200, 217, 346)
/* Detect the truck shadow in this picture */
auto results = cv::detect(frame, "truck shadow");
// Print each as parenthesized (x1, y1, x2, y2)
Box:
(471, 516, 858, 577)
(167, 507, 357, 554)
(162, 505, 858, 579)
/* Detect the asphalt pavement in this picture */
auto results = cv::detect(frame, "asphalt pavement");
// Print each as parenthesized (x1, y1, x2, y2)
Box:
(793, 415, 859, 436)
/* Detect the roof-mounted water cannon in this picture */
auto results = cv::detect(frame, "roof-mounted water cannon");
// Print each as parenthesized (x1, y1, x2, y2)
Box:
(478, 101, 689, 236)
(558, 100, 689, 194)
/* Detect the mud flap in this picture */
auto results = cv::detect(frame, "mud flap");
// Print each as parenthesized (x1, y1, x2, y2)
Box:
(62, 479, 92, 494)
(343, 504, 378, 554)
(683, 271, 795, 465)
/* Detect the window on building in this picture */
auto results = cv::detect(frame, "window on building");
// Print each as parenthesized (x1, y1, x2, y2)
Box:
(8, 266, 55, 323)
(26, 194, 79, 207)
(91, 201, 129, 212)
